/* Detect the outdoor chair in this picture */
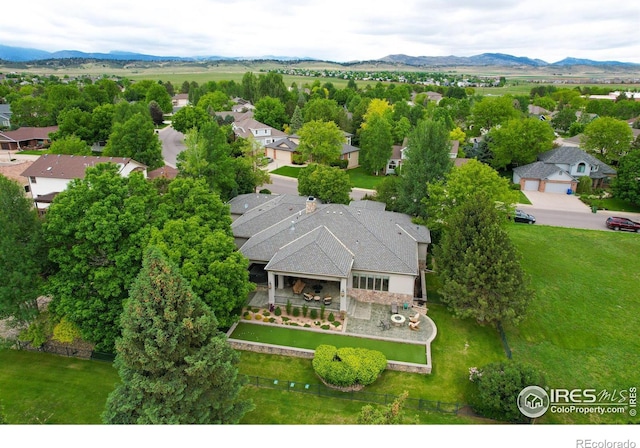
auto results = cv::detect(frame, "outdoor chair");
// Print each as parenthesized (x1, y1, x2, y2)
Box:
(303, 293, 313, 302)
(323, 296, 332, 305)
(409, 313, 420, 323)
(292, 279, 305, 294)
(378, 320, 390, 331)
(409, 320, 420, 331)
(391, 302, 398, 314)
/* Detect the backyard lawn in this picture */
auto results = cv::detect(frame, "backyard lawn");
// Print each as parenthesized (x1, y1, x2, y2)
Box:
(269, 165, 384, 190)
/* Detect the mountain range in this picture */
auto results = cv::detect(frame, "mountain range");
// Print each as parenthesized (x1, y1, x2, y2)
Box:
(0, 44, 638, 67)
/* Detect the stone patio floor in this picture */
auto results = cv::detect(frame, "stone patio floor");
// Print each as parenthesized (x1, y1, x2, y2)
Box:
(246, 289, 436, 344)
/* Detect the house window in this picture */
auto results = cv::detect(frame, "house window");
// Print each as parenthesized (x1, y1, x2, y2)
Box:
(352, 273, 390, 292)
(577, 163, 586, 173)
(30, 176, 36, 184)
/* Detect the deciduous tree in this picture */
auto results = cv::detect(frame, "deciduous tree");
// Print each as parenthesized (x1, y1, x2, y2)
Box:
(103, 247, 253, 424)
(43, 164, 160, 351)
(104, 113, 164, 170)
(49, 134, 91, 155)
(145, 83, 173, 114)
(297, 120, 344, 165)
(580, 116, 634, 166)
(471, 96, 521, 131)
(254, 96, 288, 130)
(487, 118, 555, 170)
(298, 163, 352, 204)
(359, 113, 393, 175)
(398, 119, 452, 218)
(170, 105, 210, 134)
(0, 176, 46, 323)
(612, 150, 640, 206)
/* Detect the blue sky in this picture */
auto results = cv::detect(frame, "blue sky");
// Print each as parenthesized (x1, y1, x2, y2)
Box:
(2, 0, 640, 63)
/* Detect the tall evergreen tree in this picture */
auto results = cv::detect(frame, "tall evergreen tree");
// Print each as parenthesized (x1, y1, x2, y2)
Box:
(398, 119, 453, 218)
(435, 192, 532, 326)
(289, 105, 304, 134)
(103, 247, 253, 424)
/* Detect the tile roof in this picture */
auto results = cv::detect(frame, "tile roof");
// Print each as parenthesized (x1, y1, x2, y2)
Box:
(20, 154, 144, 180)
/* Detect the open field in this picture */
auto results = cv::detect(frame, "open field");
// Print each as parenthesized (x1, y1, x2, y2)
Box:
(0, 226, 638, 424)
(3, 60, 640, 95)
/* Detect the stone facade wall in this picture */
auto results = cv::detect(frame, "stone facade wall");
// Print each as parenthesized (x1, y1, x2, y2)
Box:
(347, 288, 413, 306)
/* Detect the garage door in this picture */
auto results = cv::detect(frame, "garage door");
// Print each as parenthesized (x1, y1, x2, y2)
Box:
(523, 180, 540, 191)
(544, 182, 571, 194)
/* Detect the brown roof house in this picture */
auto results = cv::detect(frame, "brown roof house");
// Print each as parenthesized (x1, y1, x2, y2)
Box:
(21, 154, 147, 211)
(0, 126, 58, 151)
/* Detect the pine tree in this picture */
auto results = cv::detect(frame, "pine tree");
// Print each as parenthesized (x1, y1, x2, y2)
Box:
(435, 192, 531, 326)
(102, 247, 253, 424)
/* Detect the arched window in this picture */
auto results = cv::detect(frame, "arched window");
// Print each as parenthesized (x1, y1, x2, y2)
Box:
(577, 163, 586, 173)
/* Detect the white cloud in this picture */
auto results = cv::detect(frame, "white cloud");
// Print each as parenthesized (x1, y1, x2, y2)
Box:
(1, 0, 639, 63)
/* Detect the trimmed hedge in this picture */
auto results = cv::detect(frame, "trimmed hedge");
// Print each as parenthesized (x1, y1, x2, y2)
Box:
(312, 344, 387, 388)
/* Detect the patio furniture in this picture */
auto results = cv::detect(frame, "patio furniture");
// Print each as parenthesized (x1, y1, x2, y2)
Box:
(303, 293, 313, 302)
(409, 313, 420, 323)
(409, 319, 420, 330)
(391, 302, 398, 314)
(377, 320, 390, 331)
(323, 296, 332, 305)
(313, 295, 321, 302)
(292, 279, 306, 294)
(390, 314, 406, 327)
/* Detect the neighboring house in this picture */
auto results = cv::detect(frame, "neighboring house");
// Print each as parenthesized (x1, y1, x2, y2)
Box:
(0, 126, 58, 151)
(386, 139, 458, 175)
(0, 160, 33, 194)
(528, 104, 553, 121)
(171, 93, 189, 108)
(425, 91, 443, 104)
(513, 146, 616, 193)
(340, 142, 359, 169)
(147, 165, 178, 180)
(0, 104, 12, 128)
(264, 131, 359, 168)
(21, 154, 147, 211)
(232, 114, 287, 147)
(229, 194, 431, 312)
(231, 98, 255, 113)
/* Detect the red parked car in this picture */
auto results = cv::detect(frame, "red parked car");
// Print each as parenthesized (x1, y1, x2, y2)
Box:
(605, 216, 640, 233)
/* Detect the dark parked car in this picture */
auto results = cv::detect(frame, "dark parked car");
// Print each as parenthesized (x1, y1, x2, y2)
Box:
(512, 209, 536, 224)
(605, 216, 640, 232)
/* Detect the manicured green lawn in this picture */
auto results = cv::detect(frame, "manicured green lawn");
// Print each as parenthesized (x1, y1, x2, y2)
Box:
(270, 165, 302, 178)
(230, 322, 427, 363)
(0, 350, 118, 424)
(578, 196, 640, 213)
(345, 167, 385, 190)
(517, 191, 531, 205)
(506, 226, 640, 423)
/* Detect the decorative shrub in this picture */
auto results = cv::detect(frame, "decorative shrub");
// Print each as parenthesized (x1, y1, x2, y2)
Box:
(332, 321, 341, 327)
(302, 304, 308, 317)
(290, 323, 299, 327)
(269, 318, 276, 323)
(310, 308, 318, 320)
(263, 317, 270, 322)
(321, 325, 330, 330)
(19, 313, 53, 348)
(292, 307, 300, 317)
(304, 324, 311, 328)
(281, 317, 290, 322)
(263, 311, 270, 317)
(243, 311, 250, 318)
(274, 307, 282, 316)
(286, 300, 292, 315)
(312, 345, 387, 388)
(52, 317, 81, 344)
(259, 189, 272, 194)
(292, 153, 306, 165)
(244, 315, 252, 320)
(328, 312, 335, 321)
(254, 314, 263, 320)
(320, 304, 326, 320)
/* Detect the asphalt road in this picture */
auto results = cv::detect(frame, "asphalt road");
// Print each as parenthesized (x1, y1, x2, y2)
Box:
(158, 126, 186, 168)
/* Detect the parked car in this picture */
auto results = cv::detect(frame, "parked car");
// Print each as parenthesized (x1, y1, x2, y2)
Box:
(512, 209, 536, 224)
(605, 216, 640, 232)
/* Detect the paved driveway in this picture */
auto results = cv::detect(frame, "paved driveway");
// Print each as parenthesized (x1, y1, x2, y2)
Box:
(521, 191, 591, 212)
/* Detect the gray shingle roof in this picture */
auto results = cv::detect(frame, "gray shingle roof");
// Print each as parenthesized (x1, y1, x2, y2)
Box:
(348, 200, 386, 211)
(513, 161, 564, 179)
(264, 138, 298, 152)
(236, 197, 430, 276)
(265, 226, 354, 277)
(230, 194, 309, 237)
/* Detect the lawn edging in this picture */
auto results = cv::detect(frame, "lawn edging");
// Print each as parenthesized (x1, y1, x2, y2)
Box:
(226, 319, 433, 374)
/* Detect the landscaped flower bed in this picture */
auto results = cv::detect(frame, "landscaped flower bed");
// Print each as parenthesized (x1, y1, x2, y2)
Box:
(242, 304, 344, 332)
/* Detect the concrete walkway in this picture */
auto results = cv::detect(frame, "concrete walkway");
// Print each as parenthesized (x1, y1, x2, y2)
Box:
(521, 191, 591, 212)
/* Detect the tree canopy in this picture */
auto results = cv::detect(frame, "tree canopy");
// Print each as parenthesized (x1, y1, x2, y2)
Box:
(359, 113, 393, 175)
(0, 176, 46, 323)
(580, 116, 634, 166)
(103, 247, 253, 424)
(297, 120, 345, 165)
(43, 164, 160, 351)
(103, 113, 164, 170)
(612, 150, 640, 206)
(487, 118, 556, 170)
(298, 163, 352, 204)
(435, 192, 532, 326)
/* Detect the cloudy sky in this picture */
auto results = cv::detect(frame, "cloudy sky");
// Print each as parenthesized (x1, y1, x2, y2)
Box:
(2, 0, 640, 63)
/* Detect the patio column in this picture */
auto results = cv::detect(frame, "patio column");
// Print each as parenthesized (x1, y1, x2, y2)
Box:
(267, 271, 275, 305)
(277, 274, 284, 289)
(339, 278, 347, 312)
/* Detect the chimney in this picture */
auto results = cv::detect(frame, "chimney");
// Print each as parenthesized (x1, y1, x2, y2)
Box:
(305, 196, 316, 214)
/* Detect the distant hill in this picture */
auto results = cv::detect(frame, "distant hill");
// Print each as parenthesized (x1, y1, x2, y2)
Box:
(0, 44, 638, 67)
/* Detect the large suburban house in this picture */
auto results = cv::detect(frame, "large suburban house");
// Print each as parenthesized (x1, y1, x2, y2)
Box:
(229, 193, 431, 313)
(0, 126, 58, 151)
(264, 132, 360, 169)
(21, 154, 147, 211)
(232, 113, 287, 147)
(513, 146, 616, 193)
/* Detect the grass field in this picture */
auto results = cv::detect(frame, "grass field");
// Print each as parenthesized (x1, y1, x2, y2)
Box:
(270, 165, 383, 190)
